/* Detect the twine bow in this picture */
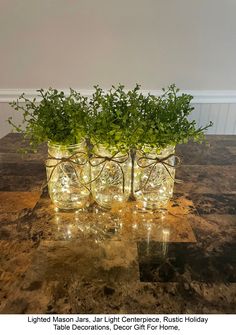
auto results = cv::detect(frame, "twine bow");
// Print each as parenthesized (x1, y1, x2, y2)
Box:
(89, 152, 130, 193)
(44, 148, 182, 197)
(44, 150, 90, 191)
(136, 152, 182, 192)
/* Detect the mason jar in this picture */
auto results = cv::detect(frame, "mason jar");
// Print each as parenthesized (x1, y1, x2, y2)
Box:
(134, 146, 176, 210)
(46, 142, 90, 210)
(90, 145, 131, 209)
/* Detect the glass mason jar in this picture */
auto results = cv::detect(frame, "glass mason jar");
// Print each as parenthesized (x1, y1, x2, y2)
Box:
(46, 142, 90, 210)
(134, 146, 176, 210)
(90, 145, 131, 209)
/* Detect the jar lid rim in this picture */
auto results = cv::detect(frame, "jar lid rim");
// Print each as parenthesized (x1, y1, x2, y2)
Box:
(47, 141, 85, 149)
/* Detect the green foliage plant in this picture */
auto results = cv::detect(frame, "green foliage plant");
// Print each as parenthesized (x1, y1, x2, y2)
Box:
(8, 84, 212, 154)
(8, 88, 90, 152)
(87, 84, 148, 153)
(88, 84, 212, 154)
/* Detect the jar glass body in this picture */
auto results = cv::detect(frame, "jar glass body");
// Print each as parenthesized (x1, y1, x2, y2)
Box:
(46, 142, 90, 210)
(91, 146, 131, 209)
(134, 146, 175, 210)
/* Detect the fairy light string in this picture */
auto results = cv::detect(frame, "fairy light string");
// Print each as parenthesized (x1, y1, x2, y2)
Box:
(44, 148, 182, 197)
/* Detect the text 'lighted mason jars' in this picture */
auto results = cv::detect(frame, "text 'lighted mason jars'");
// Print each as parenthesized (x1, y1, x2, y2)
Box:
(46, 142, 90, 210)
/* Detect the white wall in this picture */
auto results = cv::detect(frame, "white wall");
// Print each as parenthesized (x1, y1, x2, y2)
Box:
(1, 0, 236, 89)
(1, 0, 236, 138)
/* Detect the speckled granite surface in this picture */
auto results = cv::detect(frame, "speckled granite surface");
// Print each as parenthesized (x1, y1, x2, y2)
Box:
(0, 133, 236, 314)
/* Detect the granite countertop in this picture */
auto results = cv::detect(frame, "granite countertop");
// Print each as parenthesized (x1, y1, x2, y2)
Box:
(0, 134, 236, 314)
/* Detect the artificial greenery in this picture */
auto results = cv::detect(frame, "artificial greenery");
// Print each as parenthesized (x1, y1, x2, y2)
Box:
(8, 84, 212, 153)
(139, 84, 212, 151)
(8, 88, 89, 151)
(87, 84, 147, 152)
(88, 84, 212, 153)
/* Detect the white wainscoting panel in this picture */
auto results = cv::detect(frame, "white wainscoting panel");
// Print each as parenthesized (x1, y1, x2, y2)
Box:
(189, 104, 236, 135)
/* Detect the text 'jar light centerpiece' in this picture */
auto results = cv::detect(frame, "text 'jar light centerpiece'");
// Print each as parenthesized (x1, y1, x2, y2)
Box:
(9, 84, 212, 211)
